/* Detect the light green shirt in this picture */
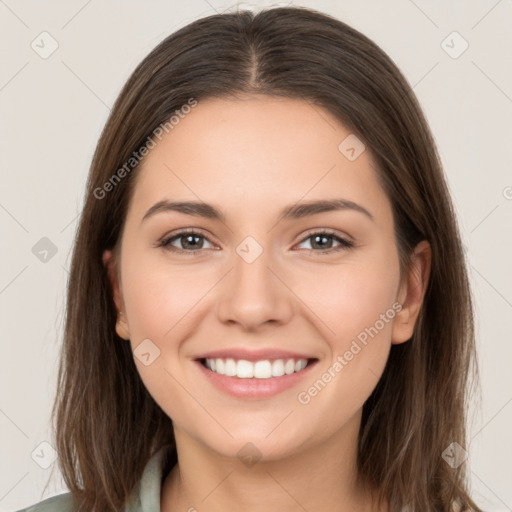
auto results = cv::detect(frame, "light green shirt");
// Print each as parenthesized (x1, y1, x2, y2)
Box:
(16, 444, 172, 512)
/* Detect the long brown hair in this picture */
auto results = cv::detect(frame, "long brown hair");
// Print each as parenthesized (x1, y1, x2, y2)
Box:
(47, 6, 482, 511)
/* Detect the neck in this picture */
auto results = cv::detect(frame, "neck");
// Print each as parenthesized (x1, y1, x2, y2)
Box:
(161, 409, 387, 512)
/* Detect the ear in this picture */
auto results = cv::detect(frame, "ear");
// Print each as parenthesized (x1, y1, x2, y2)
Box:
(102, 249, 130, 340)
(391, 240, 431, 345)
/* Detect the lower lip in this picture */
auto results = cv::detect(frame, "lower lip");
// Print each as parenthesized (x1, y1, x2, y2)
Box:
(194, 359, 319, 400)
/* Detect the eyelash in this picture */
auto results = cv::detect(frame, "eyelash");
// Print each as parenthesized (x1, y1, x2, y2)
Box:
(157, 228, 354, 256)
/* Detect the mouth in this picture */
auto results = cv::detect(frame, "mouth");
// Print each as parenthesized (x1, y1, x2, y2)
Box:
(196, 357, 318, 379)
(193, 355, 319, 400)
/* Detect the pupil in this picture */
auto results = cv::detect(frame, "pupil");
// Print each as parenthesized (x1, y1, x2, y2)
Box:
(313, 235, 332, 249)
(183, 235, 201, 249)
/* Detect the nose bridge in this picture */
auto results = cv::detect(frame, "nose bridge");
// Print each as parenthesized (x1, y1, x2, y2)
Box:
(234, 238, 271, 290)
(232, 235, 276, 300)
(216, 234, 293, 329)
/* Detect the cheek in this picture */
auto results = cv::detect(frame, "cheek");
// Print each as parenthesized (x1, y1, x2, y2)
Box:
(294, 249, 400, 347)
(291, 247, 400, 403)
(121, 257, 210, 342)
(119, 258, 212, 421)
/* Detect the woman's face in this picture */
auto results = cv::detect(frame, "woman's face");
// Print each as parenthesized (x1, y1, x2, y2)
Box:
(104, 95, 427, 462)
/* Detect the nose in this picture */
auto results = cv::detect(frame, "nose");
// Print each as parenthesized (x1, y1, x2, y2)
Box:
(216, 245, 294, 332)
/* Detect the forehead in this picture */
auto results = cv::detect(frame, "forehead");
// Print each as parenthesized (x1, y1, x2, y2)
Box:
(127, 95, 390, 225)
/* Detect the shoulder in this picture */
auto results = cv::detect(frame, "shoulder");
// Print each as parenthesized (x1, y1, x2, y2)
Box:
(15, 492, 75, 512)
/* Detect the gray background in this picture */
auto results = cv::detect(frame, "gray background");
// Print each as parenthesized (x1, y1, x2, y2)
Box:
(1, 1, 511, 511)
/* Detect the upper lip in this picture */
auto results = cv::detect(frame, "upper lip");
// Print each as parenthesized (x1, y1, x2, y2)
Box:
(194, 348, 318, 362)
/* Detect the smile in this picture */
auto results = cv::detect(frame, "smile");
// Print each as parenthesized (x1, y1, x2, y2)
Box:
(200, 357, 312, 379)
(194, 356, 319, 400)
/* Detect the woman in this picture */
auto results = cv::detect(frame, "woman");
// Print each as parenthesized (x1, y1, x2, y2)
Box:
(18, 6, 482, 512)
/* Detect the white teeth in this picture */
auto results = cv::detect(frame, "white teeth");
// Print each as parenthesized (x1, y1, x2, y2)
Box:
(204, 357, 310, 379)
(271, 359, 285, 376)
(215, 358, 225, 375)
(295, 359, 307, 372)
(224, 358, 237, 376)
(236, 360, 254, 378)
(284, 359, 295, 375)
(254, 360, 271, 379)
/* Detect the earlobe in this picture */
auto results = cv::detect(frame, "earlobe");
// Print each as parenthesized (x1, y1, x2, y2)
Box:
(102, 249, 130, 340)
(391, 240, 432, 345)
(115, 312, 130, 341)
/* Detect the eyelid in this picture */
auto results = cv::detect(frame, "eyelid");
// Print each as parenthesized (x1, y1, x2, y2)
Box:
(158, 227, 218, 246)
(295, 227, 354, 246)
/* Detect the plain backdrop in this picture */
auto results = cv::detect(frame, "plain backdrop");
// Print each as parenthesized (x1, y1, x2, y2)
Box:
(1, 1, 511, 511)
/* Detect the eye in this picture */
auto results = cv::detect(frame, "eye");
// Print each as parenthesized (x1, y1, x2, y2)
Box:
(294, 230, 354, 254)
(157, 228, 354, 256)
(158, 229, 215, 255)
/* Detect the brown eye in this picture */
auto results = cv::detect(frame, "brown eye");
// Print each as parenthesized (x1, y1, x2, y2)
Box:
(295, 230, 354, 254)
(159, 229, 215, 254)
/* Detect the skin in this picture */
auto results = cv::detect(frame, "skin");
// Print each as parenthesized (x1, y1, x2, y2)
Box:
(103, 95, 431, 512)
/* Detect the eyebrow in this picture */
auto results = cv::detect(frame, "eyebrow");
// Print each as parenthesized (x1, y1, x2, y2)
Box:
(141, 198, 374, 225)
